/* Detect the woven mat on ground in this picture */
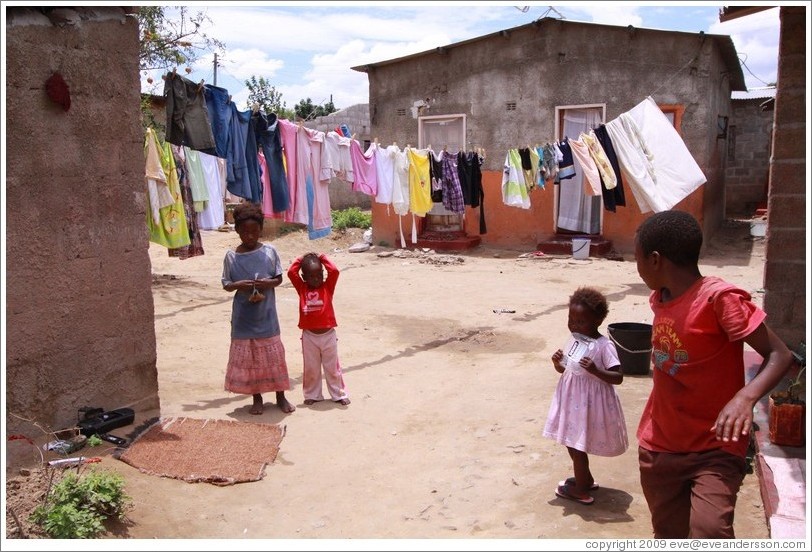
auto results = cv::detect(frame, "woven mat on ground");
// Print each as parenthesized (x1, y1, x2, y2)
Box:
(118, 417, 285, 486)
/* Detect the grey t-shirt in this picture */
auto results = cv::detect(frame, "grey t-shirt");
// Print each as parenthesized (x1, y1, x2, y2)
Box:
(222, 243, 282, 339)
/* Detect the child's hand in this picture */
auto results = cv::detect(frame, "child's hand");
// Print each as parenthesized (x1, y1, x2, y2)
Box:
(711, 394, 755, 442)
(235, 279, 255, 291)
(552, 349, 565, 371)
(580, 357, 598, 374)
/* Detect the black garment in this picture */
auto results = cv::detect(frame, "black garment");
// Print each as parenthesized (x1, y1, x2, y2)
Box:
(470, 151, 486, 234)
(163, 72, 217, 154)
(457, 151, 473, 205)
(518, 148, 533, 171)
(594, 124, 626, 212)
(429, 150, 444, 203)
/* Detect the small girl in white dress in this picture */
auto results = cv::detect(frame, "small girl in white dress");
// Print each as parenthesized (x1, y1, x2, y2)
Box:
(543, 287, 628, 505)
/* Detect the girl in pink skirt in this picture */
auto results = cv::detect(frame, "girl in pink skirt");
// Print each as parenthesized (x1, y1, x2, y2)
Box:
(543, 287, 628, 505)
(222, 202, 295, 415)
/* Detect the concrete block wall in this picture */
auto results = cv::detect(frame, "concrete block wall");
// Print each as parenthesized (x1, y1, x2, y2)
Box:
(726, 100, 772, 216)
(5, 7, 160, 451)
(310, 104, 372, 210)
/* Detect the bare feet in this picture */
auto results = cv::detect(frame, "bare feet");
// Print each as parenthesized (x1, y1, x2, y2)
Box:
(276, 391, 296, 413)
(250, 394, 263, 415)
(335, 398, 351, 405)
(303, 399, 322, 406)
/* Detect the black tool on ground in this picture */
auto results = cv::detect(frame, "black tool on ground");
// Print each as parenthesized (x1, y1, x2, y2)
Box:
(99, 433, 128, 447)
(77, 407, 135, 437)
(78, 406, 104, 421)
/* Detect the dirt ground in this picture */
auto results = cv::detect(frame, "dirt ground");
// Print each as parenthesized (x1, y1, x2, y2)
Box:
(5, 218, 770, 545)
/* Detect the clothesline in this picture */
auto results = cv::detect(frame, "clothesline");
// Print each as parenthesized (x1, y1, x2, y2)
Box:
(499, 96, 707, 216)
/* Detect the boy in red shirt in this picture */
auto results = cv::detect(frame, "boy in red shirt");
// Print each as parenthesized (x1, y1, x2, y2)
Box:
(287, 252, 350, 406)
(634, 210, 793, 538)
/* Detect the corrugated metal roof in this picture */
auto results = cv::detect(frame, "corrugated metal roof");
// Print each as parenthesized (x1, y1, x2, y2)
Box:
(732, 87, 777, 100)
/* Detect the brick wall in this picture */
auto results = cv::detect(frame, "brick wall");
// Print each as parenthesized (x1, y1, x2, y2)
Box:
(762, 6, 807, 347)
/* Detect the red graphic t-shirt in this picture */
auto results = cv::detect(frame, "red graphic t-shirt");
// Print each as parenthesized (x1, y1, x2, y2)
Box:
(287, 254, 339, 331)
(637, 277, 766, 458)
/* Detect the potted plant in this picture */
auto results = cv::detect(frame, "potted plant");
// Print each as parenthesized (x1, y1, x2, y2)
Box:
(768, 342, 806, 447)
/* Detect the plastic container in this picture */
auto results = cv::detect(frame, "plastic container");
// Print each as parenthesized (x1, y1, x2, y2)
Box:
(572, 238, 591, 260)
(608, 322, 653, 375)
(750, 219, 767, 237)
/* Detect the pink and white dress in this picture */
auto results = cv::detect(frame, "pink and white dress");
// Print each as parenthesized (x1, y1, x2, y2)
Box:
(543, 334, 629, 457)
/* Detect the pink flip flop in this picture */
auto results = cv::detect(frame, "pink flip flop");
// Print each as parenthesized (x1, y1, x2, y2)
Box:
(555, 484, 594, 505)
(559, 477, 599, 491)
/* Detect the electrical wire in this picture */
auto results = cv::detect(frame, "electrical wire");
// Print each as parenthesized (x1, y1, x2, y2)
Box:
(738, 53, 772, 87)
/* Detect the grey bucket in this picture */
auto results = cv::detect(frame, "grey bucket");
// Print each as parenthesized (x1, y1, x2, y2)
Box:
(608, 322, 653, 375)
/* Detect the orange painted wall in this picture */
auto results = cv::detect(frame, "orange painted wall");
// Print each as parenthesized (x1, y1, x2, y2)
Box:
(371, 170, 706, 254)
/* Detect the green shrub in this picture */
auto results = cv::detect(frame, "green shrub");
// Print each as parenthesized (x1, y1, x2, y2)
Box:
(30, 468, 131, 538)
(332, 207, 371, 231)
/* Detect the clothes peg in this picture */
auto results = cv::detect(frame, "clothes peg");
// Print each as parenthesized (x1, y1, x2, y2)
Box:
(374, 137, 379, 144)
(392, 141, 398, 148)
(228, 95, 232, 103)
(351, 133, 357, 140)
(251, 102, 260, 114)
(172, 67, 177, 77)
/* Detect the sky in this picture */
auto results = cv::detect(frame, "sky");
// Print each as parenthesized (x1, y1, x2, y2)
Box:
(139, 1, 787, 112)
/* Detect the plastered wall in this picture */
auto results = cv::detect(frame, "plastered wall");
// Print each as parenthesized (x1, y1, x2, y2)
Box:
(5, 7, 160, 450)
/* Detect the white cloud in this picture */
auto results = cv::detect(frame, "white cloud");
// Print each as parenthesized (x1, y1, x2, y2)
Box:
(566, 5, 644, 27)
(148, 4, 781, 105)
(711, 7, 781, 87)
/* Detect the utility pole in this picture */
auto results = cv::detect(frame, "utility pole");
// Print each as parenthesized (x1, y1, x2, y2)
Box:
(213, 53, 218, 86)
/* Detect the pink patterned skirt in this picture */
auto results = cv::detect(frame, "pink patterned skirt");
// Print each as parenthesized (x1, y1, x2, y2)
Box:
(225, 336, 291, 395)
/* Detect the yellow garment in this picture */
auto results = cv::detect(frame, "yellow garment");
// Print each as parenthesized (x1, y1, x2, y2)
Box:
(406, 148, 433, 217)
(144, 128, 191, 248)
(582, 130, 617, 190)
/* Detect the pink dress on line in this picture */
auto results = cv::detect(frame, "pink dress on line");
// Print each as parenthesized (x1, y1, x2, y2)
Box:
(543, 334, 629, 457)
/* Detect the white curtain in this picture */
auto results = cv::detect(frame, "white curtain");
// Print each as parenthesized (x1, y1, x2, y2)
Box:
(557, 108, 602, 233)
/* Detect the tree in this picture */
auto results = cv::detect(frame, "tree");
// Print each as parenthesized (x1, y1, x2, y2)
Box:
(245, 76, 295, 119)
(294, 97, 338, 121)
(138, 6, 224, 76)
(138, 6, 225, 134)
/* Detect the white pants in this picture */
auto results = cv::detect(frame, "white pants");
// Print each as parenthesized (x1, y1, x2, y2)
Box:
(301, 329, 348, 401)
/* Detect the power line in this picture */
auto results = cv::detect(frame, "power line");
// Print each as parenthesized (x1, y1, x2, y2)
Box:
(738, 53, 772, 87)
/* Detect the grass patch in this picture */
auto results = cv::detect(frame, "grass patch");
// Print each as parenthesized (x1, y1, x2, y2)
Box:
(332, 207, 371, 231)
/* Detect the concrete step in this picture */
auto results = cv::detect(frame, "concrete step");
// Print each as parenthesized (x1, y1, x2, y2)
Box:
(745, 350, 807, 539)
(409, 230, 482, 251)
(536, 234, 613, 257)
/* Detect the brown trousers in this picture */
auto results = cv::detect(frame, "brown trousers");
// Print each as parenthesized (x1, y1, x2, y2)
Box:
(639, 446, 746, 538)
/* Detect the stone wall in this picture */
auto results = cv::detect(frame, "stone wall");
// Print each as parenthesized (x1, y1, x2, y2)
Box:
(5, 7, 160, 449)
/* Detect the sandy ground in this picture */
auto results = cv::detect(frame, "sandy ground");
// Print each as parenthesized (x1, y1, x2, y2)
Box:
(5, 218, 770, 546)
